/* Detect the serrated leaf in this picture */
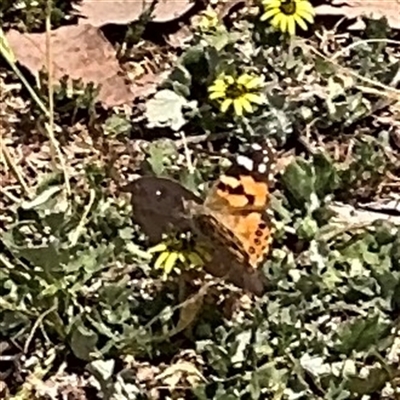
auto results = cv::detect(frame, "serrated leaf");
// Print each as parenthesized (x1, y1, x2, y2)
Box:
(335, 314, 389, 354)
(297, 215, 318, 240)
(205, 29, 230, 51)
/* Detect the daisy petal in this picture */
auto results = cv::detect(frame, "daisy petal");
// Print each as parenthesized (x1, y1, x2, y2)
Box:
(294, 14, 308, 30)
(237, 74, 252, 85)
(220, 98, 232, 113)
(287, 16, 296, 35)
(299, 11, 314, 24)
(296, 1, 315, 15)
(260, 7, 280, 20)
(209, 91, 226, 99)
(209, 83, 226, 92)
(280, 15, 288, 33)
(245, 76, 265, 89)
(271, 13, 282, 28)
(233, 99, 244, 116)
(240, 98, 253, 113)
(225, 75, 235, 85)
(244, 93, 265, 105)
(262, 0, 281, 8)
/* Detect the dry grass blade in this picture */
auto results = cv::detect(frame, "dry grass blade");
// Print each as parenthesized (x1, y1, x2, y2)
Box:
(45, 1, 70, 195)
(0, 142, 32, 197)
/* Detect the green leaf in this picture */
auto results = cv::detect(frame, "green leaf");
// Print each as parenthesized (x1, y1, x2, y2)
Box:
(70, 320, 99, 361)
(249, 371, 261, 400)
(313, 152, 339, 197)
(282, 158, 314, 208)
(2, 228, 62, 272)
(231, 330, 251, 365)
(103, 114, 131, 136)
(335, 314, 390, 354)
(297, 215, 318, 240)
(145, 139, 179, 175)
(168, 65, 192, 97)
(347, 367, 389, 396)
(205, 29, 230, 51)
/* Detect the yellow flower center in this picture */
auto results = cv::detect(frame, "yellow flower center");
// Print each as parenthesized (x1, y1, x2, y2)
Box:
(280, 0, 296, 15)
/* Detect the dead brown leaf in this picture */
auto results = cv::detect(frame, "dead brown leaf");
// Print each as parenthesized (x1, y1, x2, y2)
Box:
(315, 1, 400, 29)
(166, 24, 193, 49)
(34, 367, 89, 400)
(155, 361, 206, 390)
(171, 291, 204, 336)
(129, 69, 170, 100)
(75, 0, 195, 26)
(216, 0, 245, 19)
(6, 24, 135, 107)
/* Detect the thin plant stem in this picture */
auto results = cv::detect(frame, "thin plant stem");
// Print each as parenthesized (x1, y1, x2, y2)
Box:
(45, 0, 71, 195)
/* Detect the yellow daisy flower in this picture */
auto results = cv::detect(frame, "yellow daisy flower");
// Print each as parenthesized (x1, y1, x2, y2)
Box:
(208, 73, 265, 117)
(148, 235, 210, 280)
(260, 0, 315, 36)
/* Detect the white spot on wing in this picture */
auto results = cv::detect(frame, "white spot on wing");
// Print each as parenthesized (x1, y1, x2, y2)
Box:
(251, 143, 262, 150)
(258, 163, 267, 174)
(262, 156, 270, 164)
(236, 155, 254, 171)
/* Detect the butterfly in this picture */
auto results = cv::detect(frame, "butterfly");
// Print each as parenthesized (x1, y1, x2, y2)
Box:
(124, 139, 276, 295)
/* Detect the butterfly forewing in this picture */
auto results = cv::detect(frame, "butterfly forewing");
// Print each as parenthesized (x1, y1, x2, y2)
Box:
(199, 139, 276, 271)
